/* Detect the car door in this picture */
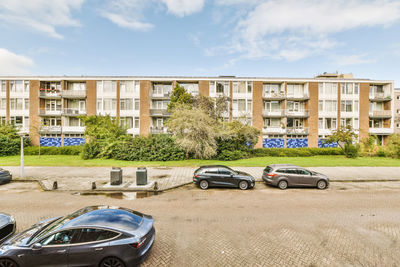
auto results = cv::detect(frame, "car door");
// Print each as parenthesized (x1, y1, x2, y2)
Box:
(68, 228, 120, 267)
(285, 168, 301, 186)
(22, 229, 78, 267)
(218, 168, 237, 187)
(297, 169, 315, 186)
(203, 168, 219, 186)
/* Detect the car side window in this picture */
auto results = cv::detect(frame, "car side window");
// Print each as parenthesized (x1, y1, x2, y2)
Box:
(219, 168, 232, 175)
(40, 229, 77, 246)
(276, 169, 286, 173)
(298, 169, 311, 175)
(72, 228, 119, 244)
(286, 169, 298, 174)
(204, 168, 218, 174)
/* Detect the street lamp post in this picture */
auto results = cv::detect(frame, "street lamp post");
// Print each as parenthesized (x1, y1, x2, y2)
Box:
(18, 132, 26, 179)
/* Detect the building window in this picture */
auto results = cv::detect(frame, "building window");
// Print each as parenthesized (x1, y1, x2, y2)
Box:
(0, 98, 6, 110)
(341, 100, 353, 112)
(318, 118, 323, 129)
(0, 117, 6, 125)
(68, 82, 86, 91)
(42, 117, 61, 126)
(0, 81, 6, 92)
(103, 99, 117, 110)
(97, 99, 102, 110)
(325, 118, 337, 130)
(45, 99, 61, 111)
(134, 117, 139, 128)
(10, 116, 23, 126)
(120, 99, 133, 110)
(24, 81, 30, 92)
(263, 84, 282, 95)
(180, 83, 199, 94)
(120, 117, 133, 128)
(134, 99, 140, 110)
(247, 82, 253, 93)
(24, 99, 29, 110)
(10, 98, 24, 110)
(287, 84, 304, 97)
(97, 81, 116, 93)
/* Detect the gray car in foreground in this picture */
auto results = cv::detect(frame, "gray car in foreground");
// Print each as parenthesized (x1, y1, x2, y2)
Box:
(262, 164, 329, 190)
(0, 169, 12, 185)
(0, 206, 155, 267)
(0, 213, 15, 244)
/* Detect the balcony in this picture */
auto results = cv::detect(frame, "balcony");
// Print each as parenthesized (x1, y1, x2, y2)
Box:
(287, 127, 309, 135)
(150, 109, 171, 117)
(39, 126, 62, 134)
(262, 127, 286, 134)
(262, 92, 285, 100)
(39, 89, 61, 99)
(369, 110, 392, 119)
(150, 126, 168, 134)
(62, 108, 86, 116)
(38, 109, 62, 116)
(62, 126, 85, 134)
(286, 92, 309, 100)
(61, 90, 86, 99)
(369, 92, 391, 101)
(262, 109, 285, 117)
(150, 91, 171, 99)
(369, 127, 393, 135)
(286, 109, 310, 118)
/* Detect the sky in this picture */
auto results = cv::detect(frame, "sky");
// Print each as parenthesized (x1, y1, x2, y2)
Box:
(0, 0, 400, 86)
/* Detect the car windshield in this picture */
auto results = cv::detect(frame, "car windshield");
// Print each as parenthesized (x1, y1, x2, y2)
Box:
(9, 224, 43, 246)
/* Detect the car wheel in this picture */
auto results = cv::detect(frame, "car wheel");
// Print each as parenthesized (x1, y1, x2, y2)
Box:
(239, 181, 249, 190)
(199, 180, 209, 190)
(0, 259, 19, 267)
(317, 180, 327, 190)
(278, 180, 288, 190)
(100, 257, 126, 267)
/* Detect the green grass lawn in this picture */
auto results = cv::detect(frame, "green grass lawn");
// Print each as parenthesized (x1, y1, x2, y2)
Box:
(0, 155, 400, 167)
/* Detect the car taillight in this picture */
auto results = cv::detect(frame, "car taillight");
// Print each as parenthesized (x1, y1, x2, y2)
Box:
(194, 174, 199, 178)
(130, 237, 146, 249)
(267, 173, 277, 177)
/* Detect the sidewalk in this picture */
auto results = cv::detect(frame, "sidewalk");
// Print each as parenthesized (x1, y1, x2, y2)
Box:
(4, 166, 400, 192)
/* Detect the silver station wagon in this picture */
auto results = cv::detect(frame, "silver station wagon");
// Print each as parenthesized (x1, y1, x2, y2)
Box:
(262, 164, 329, 190)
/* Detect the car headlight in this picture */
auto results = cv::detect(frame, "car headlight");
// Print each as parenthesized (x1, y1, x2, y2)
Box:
(9, 216, 15, 223)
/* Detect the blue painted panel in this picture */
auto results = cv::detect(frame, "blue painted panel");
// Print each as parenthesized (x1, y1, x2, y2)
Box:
(64, 138, 85, 146)
(40, 138, 61, 147)
(263, 138, 284, 148)
(318, 139, 338, 148)
(287, 138, 308, 148)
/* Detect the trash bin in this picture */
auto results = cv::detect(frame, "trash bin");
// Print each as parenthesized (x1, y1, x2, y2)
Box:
(110, 167, 123, 185)
(136, 167, 147, 186)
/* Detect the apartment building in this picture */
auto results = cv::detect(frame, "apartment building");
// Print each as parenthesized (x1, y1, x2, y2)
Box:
(0, 74, 395, 148)
(395, 88, 400, 134)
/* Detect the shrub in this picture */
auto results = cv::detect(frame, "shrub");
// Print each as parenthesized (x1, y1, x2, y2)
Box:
(217, 150, 249, 161)
(251, 147, 343, 157)
(377, 149, 386, 157)
(24, 146, 83, 156)
(344, 144, 359, 158)
(82, 142, 101, 160)
(387, 134, 400, 159)
(0, 136, 20, 156)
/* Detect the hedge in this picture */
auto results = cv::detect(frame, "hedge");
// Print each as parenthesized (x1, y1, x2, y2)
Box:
(251, 147, 343, 157)
(24, 146, 83, 156)
(0, 136, 20, 156)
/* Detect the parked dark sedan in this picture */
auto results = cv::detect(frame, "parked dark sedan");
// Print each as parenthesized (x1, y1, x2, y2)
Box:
(0, 168, 12, 184)
(0, 206, 155, 267)
(262, 164, 329, 190)
(193, 165, 255, 190)
(0, 213, 15, 244)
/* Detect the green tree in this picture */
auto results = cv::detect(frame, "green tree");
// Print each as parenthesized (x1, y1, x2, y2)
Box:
(167, 83, 193, 112)
(165, 106, 218, 159)
(387, 134, 400, 159)
(0, 123, 22, 156)
(193, 95, 230, 122)
(326, 125, 359, 158)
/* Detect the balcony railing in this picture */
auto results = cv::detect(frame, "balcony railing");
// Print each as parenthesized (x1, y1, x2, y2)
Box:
(150, 109, 171, 117)
(369, 92, 391, 101)
(39, 89, 61, 98)
(150, 126, 168, 134)
(263, 92, 285, 99)
(40, 126, 62, 134)
(150, 91, 171, 98)
(262, 127, 286, 134)
(369, 110, 392, 118)
(262, 109, 285, 117)
(62, 108, 86, 116)
(62, 126, 85, 133)
(286, 109, 310, 117)
(38, 109, 62, 116)
(369, 127, 393, 135)
(287, 127, 309, 135)
(286, 92, 310, 100)
(61, 90, 86, 98)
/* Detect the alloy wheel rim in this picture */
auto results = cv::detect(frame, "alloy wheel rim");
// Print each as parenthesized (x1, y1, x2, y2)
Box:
(318, 181, 326, 189)
(240, 181, 248, 190)
(102, 258, 124, 267)
(200, 181, 208, 189)
(0, 259, 16, 267)
(279, 181, 287, 189)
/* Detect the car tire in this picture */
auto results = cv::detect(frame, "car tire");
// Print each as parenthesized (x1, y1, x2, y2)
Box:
(99, 257, 126, 267)
(278, 180, 288, 190)
(199, 180, 209, 190)
(239, 181, 249, 190)
(0, 258, 19, 267)
(317, 180, 328, 190)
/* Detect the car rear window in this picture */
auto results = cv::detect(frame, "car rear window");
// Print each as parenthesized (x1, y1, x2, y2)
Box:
(264, 167, 273, 173)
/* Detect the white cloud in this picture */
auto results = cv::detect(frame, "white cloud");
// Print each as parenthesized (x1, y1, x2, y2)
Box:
(0, 48, 34, 75)
(0, 0, 84, 39)
(160, 0, 204, 17)
(332, 54, 375, 66)
(101, 12, 154, 31)
(210, 0, 400, 62)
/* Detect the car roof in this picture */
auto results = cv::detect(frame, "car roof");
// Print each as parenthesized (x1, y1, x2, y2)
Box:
(267, 164, 301, 169)
(56, 206, 145, 233)
(199, 165, 230, 169)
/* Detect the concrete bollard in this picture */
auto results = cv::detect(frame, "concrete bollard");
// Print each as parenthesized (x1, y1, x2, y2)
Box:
(154, 181, 159, 191)
(52, 181, 58, 190)
(91, 182, 96, 190)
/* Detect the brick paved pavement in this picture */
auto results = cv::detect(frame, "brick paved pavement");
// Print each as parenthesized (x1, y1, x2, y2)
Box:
(4, 166, 400, 191)
(1, 182, 400, 266)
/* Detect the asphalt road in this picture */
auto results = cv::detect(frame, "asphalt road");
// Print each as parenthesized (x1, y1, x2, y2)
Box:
(1, 182, 400, 266)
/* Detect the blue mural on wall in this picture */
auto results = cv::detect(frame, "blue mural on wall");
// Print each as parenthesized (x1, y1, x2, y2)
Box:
(40, 138, 62, 147)
(287, 138, 308, 148)
(318, 139, 338, 148)
(64, 138, 85, 146)
(263, 138, 285, 148)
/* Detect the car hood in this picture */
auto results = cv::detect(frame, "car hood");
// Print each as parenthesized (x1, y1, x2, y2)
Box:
(236, 171, 254, 179)
(0, 213, 12, 228)
(312, 171, 329, 179)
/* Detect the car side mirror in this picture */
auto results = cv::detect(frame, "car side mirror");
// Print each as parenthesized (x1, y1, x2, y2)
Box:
(32, 243, 42, 250)
(230, 174, 234, 177)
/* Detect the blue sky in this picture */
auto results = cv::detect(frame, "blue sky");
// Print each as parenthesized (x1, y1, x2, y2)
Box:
(0, 0, 400, 86)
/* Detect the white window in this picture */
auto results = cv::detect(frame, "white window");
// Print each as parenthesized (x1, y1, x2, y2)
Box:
(318, 118, 323, 129)
(0, 81, 6, 92)
(0, 98, 6, 109)
(103, 81, 116, 93)
(68, 82, 86, 91)
(180, 83, 199, 94)
(97, 98, 102, 110)
(134, 117, 139, 128)
(263, 84, 282, 95)
(120, 81, 134, 93)
(10, 98, 24, 110)
(120, 99, 133, 110)
(103, 99, 117, 110)
(134, 99, 140, 110)
(287, 84, 304, 97)
(24, 99, 29, 110)
(120, 117, 133, 128)
(45, 99, 61, 111)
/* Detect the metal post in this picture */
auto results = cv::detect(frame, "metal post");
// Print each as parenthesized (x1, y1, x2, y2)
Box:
(20, 135, 24, 179)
